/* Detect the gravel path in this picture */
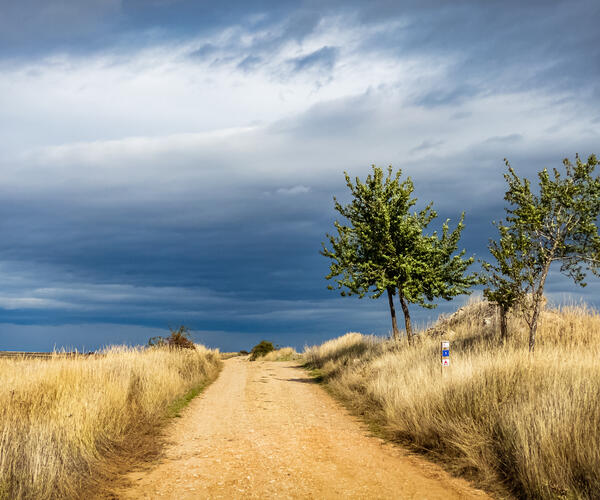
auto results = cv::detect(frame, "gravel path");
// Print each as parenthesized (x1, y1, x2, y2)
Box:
(118, 358, 490, 499)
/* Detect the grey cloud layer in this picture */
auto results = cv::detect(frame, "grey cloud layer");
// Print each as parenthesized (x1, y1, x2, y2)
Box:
(0, 1, 599, 350)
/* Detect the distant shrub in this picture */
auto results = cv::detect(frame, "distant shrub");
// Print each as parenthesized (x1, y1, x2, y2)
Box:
(167, 326, 196, 350)
(148, 326, 196, 350)
(239, 350, 249, 356)
(249, 340, 274, 360)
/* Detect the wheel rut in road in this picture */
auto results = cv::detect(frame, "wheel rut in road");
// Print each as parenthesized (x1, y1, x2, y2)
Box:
(117, 358, 490, 499)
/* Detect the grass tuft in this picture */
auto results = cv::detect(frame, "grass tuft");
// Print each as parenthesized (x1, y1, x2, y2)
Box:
(166, 381, 210, 418)
(260, 347, 300, 361)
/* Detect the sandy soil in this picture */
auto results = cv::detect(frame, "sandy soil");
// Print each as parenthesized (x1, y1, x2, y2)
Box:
(117, 358, 490, 499)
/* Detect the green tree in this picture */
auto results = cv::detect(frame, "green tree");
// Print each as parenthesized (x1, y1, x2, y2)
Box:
(484, 154, 600, 351)
(322, 165, 477, 343)
(483, 224, 531, 342)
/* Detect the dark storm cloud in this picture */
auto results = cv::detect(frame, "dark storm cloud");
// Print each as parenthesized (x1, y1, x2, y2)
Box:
(1, 87, 597, 350)
(3, 1, 598, 121)
(1, 0, 599, 351)
(3, 0, 598, 79)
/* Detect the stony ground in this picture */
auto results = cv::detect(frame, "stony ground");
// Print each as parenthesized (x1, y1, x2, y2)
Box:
(117, 358, 490, 499)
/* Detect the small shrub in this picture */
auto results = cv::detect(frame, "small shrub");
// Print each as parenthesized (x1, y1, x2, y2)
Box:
(167, 326, 196, 350)
(148, 326, 196, 350)
(239, 350, 249, 356)
(249, 340, 274, 360)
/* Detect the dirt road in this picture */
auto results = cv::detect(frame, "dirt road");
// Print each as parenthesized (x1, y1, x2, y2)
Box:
(118, 358, 490, 499)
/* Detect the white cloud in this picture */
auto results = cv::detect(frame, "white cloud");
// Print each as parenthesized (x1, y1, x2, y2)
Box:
(1, 84, 591, 207)
(2, 12, 592, 207)
(275, 185, 310, 195)
(0, 297, 76, 310)
(0, 15, 439, 153)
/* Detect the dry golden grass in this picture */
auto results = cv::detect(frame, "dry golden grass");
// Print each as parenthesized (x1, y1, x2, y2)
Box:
(304, 301, 600, 499)
(220, 351, 243, 360)
(260, 347, 300, 361)
(0, 345, 221, 500)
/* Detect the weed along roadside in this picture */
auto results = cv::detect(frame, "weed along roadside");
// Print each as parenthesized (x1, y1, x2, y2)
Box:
(0, 342, 222, 500)
(166, 379, 216, 418)
(303, 299, 600, 499)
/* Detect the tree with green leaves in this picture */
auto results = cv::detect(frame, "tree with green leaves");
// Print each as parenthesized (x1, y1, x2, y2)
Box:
(322, 165, 477, 343)
(483, 225, 531, 342)
(484, 154, 600, 351)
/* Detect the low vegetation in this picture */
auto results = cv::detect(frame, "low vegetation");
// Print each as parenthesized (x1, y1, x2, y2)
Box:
(304, 299, 600, 499)
(0, 344, 221, 500)
(322, 156, 599, 354)
(249, 340, 275, 360)
(248, 341, 299, 361)
(260, 347, 300, 361)
(148, 325, 196, 350)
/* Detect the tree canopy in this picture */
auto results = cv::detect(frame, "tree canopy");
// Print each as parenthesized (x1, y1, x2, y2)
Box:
(484, 154, 600, 351)
(322, 165, 477, 343)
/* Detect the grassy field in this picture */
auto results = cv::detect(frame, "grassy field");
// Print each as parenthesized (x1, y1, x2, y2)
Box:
(304, 300, 600, 499)
(0, 345, 221, 500)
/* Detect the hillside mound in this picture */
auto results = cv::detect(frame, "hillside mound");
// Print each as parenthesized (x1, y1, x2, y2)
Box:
(305, 299, 600, 499)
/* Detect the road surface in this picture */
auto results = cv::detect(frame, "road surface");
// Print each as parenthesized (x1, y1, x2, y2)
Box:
(118, 358, 490, 499)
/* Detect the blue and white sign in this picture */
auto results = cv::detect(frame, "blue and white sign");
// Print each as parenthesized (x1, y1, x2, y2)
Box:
(441, 341, 450, 367)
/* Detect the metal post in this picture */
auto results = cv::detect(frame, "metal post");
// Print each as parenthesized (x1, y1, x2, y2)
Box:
(441, 340, 450, 376)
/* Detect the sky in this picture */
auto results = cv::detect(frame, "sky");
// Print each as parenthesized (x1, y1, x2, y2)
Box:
(1, 0, 599, 352)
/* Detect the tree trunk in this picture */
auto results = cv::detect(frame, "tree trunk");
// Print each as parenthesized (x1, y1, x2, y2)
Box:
(499, 305, 508, 344)
(529, 300, 540, 353)
(529, 263, 551, 353)
(386, 287, 400, 341)
(398, 292, 413, 345)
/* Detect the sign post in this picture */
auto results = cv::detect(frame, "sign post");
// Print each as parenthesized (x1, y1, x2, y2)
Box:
(441, 340, 450, 375)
